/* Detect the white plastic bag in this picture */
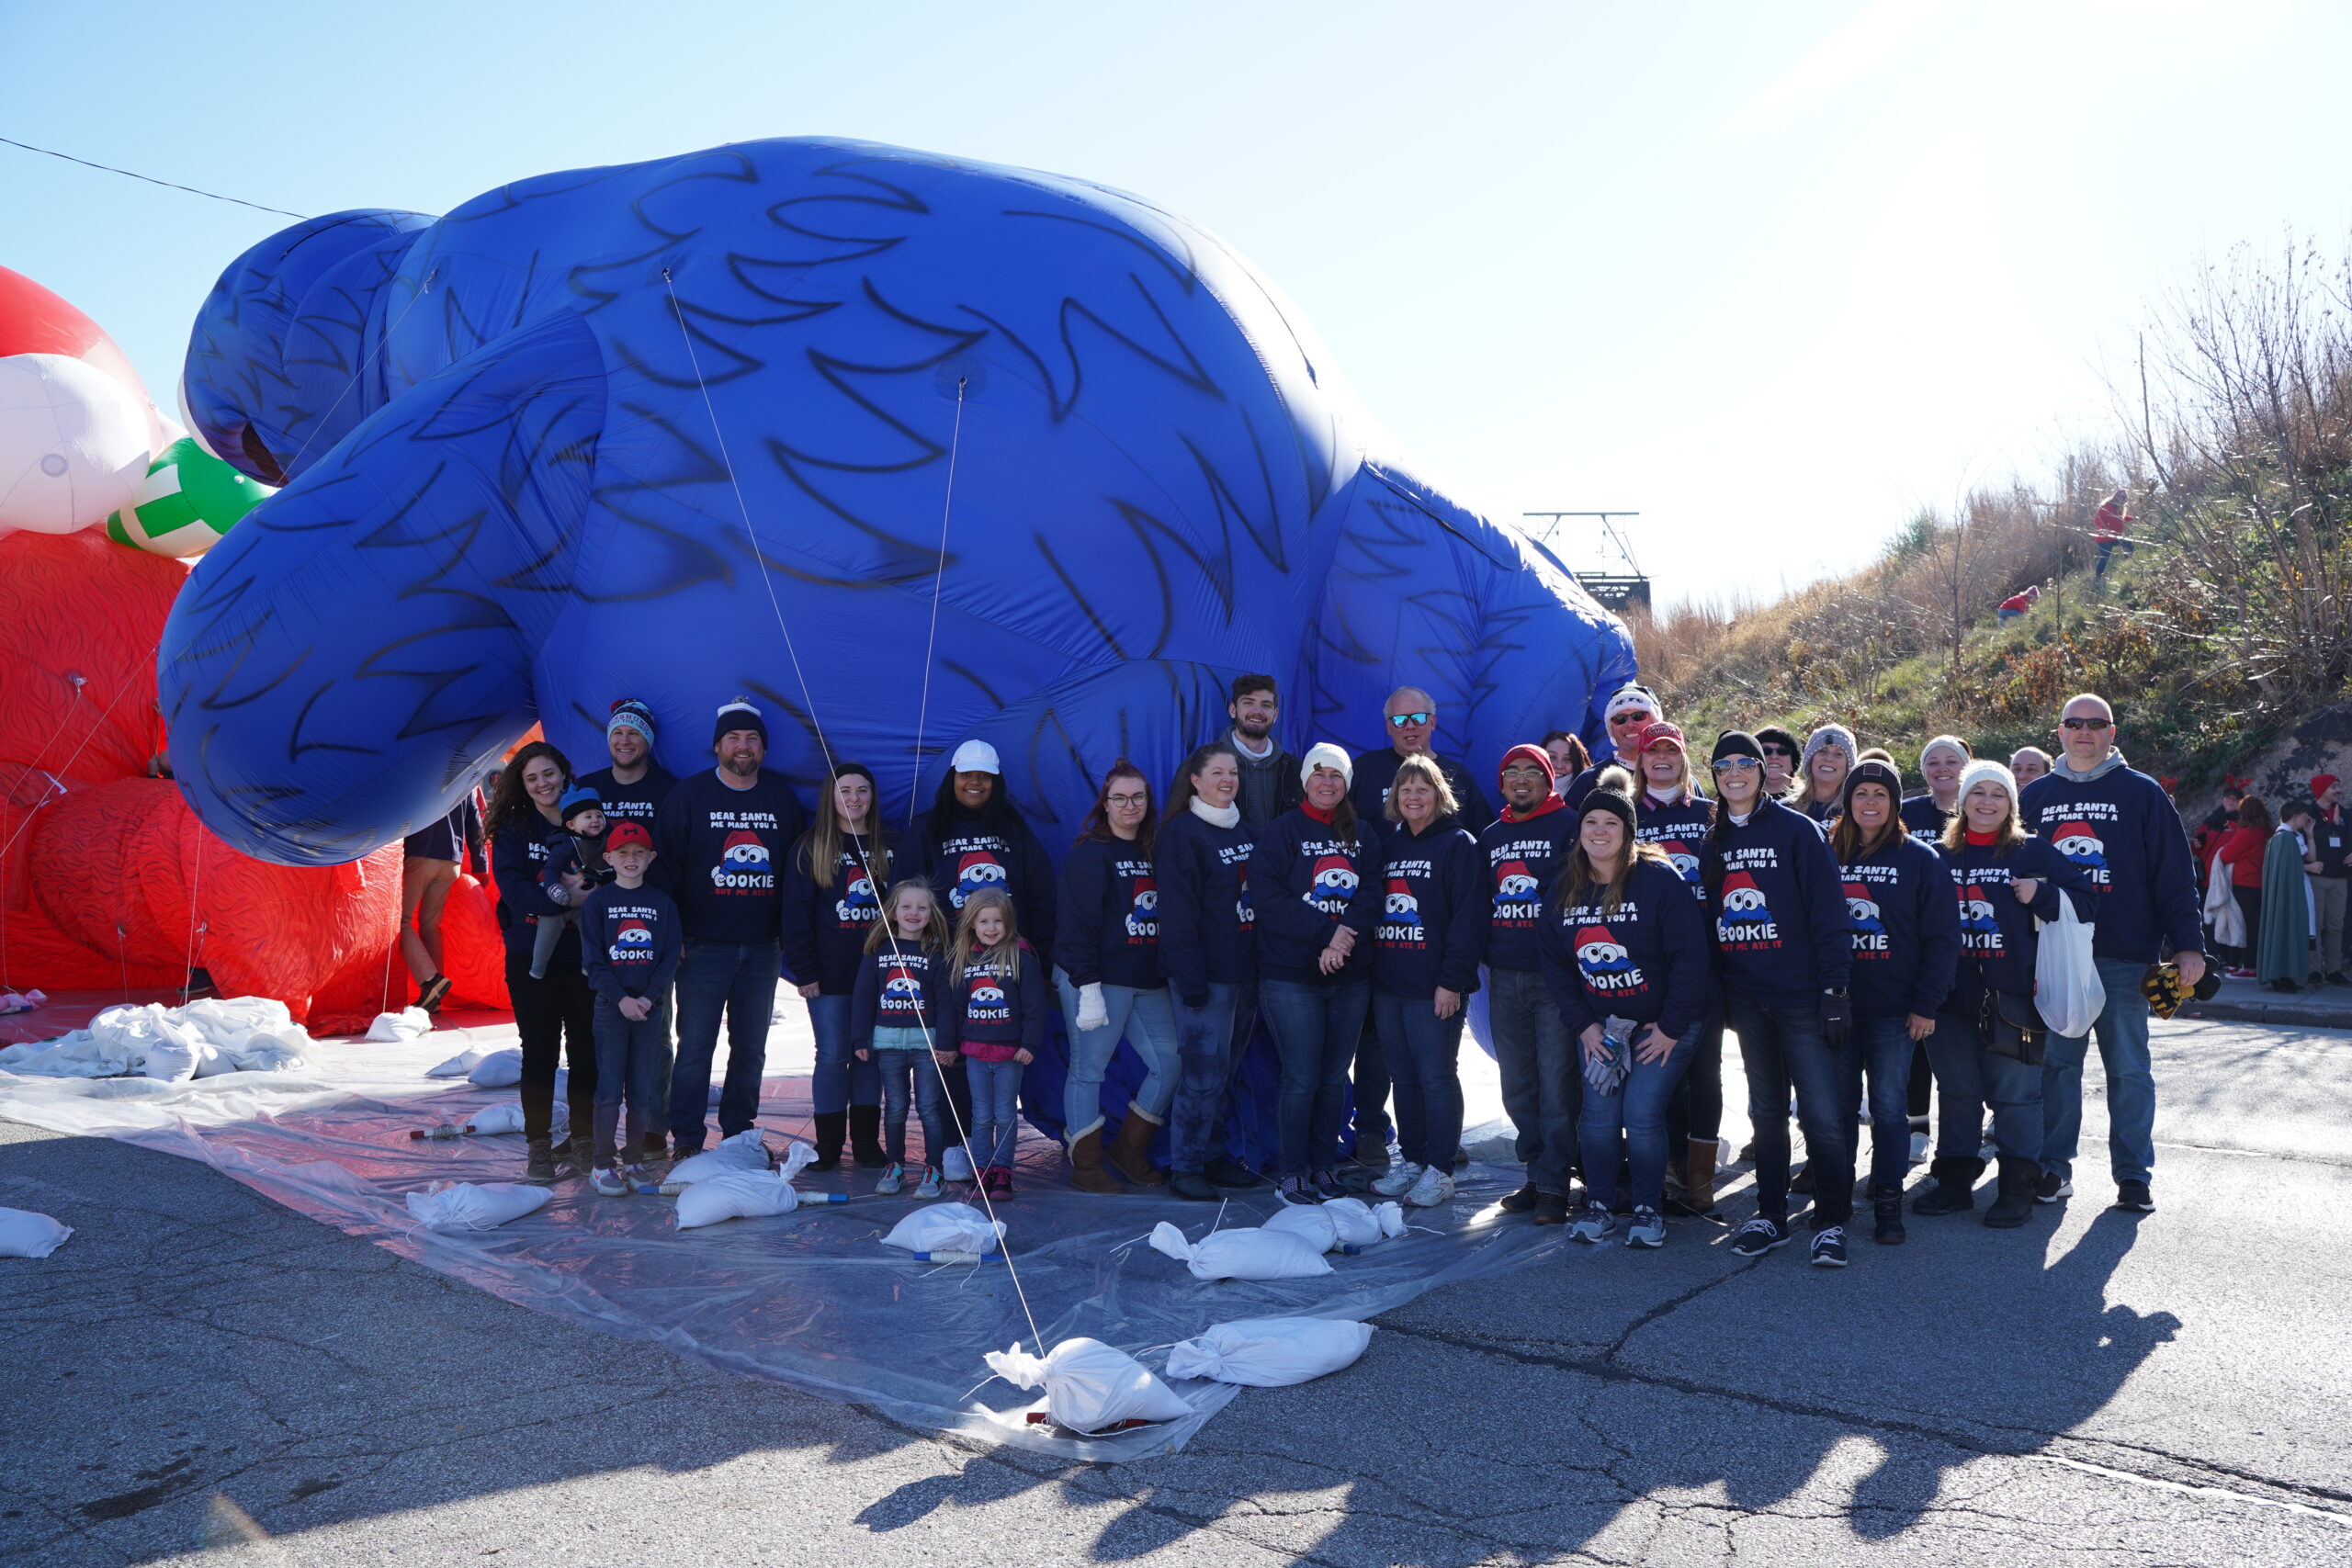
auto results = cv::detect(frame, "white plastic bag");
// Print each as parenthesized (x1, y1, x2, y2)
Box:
(465, 1102, 526, 1135)
(2204, 852, 2245, 948)
(368, 1008, 432, 1042)
(0, 1207, 73, 1258)
(1163, 1317, 1374, 1386)
(1260, 1202, 1340, 1253)
(984, 1337, 1193, 1433)
(466, 1048, 525, 1088)
(2035, 892, 2104, 1038)
(1149, 1221, 1331, 1281)
(1319, 1197, 1408, 1249)
(404, 1181, 551, 1233)
(882, 1201, 1005, 1255)
(663, 1128, 774, 1186)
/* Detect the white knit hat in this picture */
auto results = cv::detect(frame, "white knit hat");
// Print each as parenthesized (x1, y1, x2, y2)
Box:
(1919, 734, 1971, 771)
(1603, 685, 1662, 721)
(1300, 741, 1352, 787)
(1957, 758, 2019, 818)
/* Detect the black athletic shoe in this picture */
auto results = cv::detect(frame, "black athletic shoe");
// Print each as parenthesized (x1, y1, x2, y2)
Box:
(1728, 1217, 1792, 1258)
(2113, 1179, 2155, 1213)
(1170, 1172, 1218, 1201)
(1203, 1155, 1263, 1190)
(2325, 972, 2347, 987)
(1532, 1191, 1570, 1226)
(2035, 1169, 2073, 1203)
(1871, 1196, 1905, 1246)
(1809, 1227, 1849, 1269)
(1499, 1184, 1539, 1213)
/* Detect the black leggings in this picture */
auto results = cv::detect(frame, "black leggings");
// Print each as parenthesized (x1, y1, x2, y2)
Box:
(508, 952, 597, 1143)
(2230, 884, 2263, 967)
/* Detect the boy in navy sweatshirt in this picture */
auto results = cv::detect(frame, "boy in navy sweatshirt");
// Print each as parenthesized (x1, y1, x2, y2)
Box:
(1478, 743, 1584, 1219)
(579, 822, 683, 1193)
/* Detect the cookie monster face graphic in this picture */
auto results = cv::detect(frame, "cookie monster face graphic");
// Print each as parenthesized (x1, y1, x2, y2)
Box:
(154, 137, 1636, 869)
(1380, 876, 1425, 944)
(969, 982, 1007, 1011)
(1960, 883, 2003, 947)
(835, 871, 879, 926)
(1309, 854, 1360, 911)
(1573, 924, 1646, 993)
(2051, 820, 2107, 873)
(882, 970, 925, 1003)
(1844, 880, 1884, 935)
(1716, 870, 1779, 946)
(1234, 862, 1253, 929)
(1657, 839, 1701, 886)
(1125, 877, 1157, 940)
(1492, 860, 1539, 912)
(715, 829, 774, 891)
(609, 919, 653, 964)
(954, 852, 1008, 908)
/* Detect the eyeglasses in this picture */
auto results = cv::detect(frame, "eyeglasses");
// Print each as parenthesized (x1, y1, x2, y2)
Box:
(1712, 756, 1762, 773)
(2060, 716, 2113, 731)
(1607, 711, 1653, 727)
(1499, 762, 1550, 778)
(1387, 712, 1432, 728)
(1106, 792, 1148, 807)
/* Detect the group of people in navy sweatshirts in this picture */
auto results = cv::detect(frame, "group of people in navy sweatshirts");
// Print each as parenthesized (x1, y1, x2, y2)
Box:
(461, 673, 2203, 1271)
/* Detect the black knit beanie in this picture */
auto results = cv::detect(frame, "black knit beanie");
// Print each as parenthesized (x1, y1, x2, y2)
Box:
(1713, 730, 1763, 765)
(713, 696, 768, 750)
(1843, 759, 1903, 814)
(1579, 786, 1637, 837)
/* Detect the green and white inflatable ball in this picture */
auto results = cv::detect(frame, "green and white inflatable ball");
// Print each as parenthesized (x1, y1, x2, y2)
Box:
(105, 437, 272, 557)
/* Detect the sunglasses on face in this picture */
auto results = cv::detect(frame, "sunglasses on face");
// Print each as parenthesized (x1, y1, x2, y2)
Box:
(1758, 745, 1793, 758)
(2061, 716, 2113, 731)
(1608, 711, 1653, 727)
(1387, 712, 1432, 728)
(1712, 756, 1762, 773)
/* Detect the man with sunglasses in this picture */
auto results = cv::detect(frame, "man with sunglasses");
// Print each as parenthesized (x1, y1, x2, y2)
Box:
(2017, 694, 2205, 1215)
(1563, 685, 1665, 810)
(1350, 687, 1493, 836)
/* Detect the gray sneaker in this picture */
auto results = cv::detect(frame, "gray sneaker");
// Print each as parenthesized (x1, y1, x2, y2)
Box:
(1626, 1205, 1667, 1248)
(875, 1162, 904, 1197)
(1568, 1203, 1615, 1245)
(590, 1167, 628, 1197)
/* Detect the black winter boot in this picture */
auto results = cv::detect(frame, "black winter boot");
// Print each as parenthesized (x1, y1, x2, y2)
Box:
(848, 1104, 888, 1168)
(1871, 1189, 1906, 1245)
(809, 1111, 847, 1172)
(1910, 1156, 1984, 1216)
(1983, 1156, 2038, 1228)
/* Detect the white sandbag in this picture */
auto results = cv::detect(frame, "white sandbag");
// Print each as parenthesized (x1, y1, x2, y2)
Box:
(1261, 1202, 1340, 1253)
(1148, 1222, 1332, 1281)
(985, 1337, 1193, 1433)
(663, 1128, 774, 1185)
(367, 1007, 432, 1042)
(673, 1143, 820, 1227)
(0, 1207, 73, 1258)
(466, 1048, 525, 1088)
(466, 1102, 526, 1135)
(881, 1201, 1005, 1255)
(1318, 1197, 1407, 1248)
(404, 1181, 550, 1233)
(1163, 1317, 1374, 1386)
(426, 1047, 486, 1078)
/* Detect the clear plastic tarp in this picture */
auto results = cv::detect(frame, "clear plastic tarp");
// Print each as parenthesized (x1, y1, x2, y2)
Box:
(0, 1018, 1566, 1460)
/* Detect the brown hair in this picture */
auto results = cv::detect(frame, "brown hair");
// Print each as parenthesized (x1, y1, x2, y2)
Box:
(797, 761, 891, 890)
(484, 740, 572, 838)
(1166, 740, 1239, 816)
(1076, 760, 1159, 852)
(1831, 779, 1902, 863)
(1385, 753, 1460, 824)
(1939, 786, 2027, 860)
(1540, 729, 1591, 775)
(2237, 795, 2274, 833)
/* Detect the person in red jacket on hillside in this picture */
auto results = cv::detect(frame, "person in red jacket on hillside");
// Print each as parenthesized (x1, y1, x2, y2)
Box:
(2093, 488, 2135, 578)
(2214, 796, 2272, 976)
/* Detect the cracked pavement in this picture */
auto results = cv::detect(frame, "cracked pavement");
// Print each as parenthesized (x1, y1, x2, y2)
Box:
(2, 1015, 2347, 1565)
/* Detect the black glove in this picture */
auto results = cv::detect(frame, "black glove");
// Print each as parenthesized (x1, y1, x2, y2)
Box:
(1820, 988, 1852, 1049)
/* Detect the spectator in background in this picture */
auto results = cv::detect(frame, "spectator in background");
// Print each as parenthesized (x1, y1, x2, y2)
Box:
(2259, 800, 2317, 994)
(1542, 729, 1592, 798)
(2196, 776, 2248, 867)
(1757, 726, 1802, 799)
(1996, 584, 2041, 625)
(1351, 686, 1494, 832)
(401, 793, 483, 1014)
(1214, 673, 1304, 829)
(2093, 488, 2135, 578)
(1796, 725, 1857, 823)
(2009, 747, 2052, 787)
(2309, 774, 2348, 985)
(2215, 796, 2271, 978)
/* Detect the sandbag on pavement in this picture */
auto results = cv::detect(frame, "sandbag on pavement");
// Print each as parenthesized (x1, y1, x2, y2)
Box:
(405, 1182, 551, 1234)
(882, 1202, 1005, 1256)
(662, 1128, 773, 1187)
(673, 1144, 820, 1229)
(1148, 1222, 1331, 1282)
(1163, 1317, 1374, 1386)
(465, 1048, 524, 1088)
(985, 1337, 1193, 1434)
(1260, 1203, 1340, 1253)
(1320, 1197, 1407, 1248)
(0, 1207, 73, 1258)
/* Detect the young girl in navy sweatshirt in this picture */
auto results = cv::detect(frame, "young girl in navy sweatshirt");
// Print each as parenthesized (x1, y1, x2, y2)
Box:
(1250, 743, 1384, 1201)
(851, 880, 955, 1198)
(1536, 782, 1709, 1246)
(1702, 730, 1857, 1268)
(1369, 754, 1487, 1212)
(1833, 760, 1961, 1244)
(945, 890, 1048, 1199)
(1916, 761, 2096, 1230)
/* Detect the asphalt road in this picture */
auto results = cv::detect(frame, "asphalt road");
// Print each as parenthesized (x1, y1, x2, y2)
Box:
(3, 1013, 2348, 1566)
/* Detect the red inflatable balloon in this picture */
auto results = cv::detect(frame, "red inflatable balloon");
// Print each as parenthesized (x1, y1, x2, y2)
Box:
(0, 265, 166, 449)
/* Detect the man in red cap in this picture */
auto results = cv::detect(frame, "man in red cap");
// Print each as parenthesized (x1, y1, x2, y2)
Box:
(2311, 774, 2347, 984)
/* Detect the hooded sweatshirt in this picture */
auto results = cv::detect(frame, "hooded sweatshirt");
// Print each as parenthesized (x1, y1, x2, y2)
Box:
(779, 829, 890, 995)
(1839, 829, 1961, 1019)
(1938, 830, 2097, 1010)
(1372, 813, 1487, 998)
(1154, 799, 1257, 1005)
(849, 942, 953, 1047)
(2018, 750, 2204, 965)
(942, 941, 1050, 1061)
(1634, 787, 1713, 904)
(1250, 802, 1383, 984)
(1703, 797, 1852, 1004)
(1478, 745, 1582, 971)
(1052, 833, 1162, 991)
(906, 802, 1057, 960)
(491, 812, 580, 964)
(1536, 855, 1710, 1039)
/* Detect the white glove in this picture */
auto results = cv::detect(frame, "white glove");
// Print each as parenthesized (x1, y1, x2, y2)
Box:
(1075, 983, 1109, 1032)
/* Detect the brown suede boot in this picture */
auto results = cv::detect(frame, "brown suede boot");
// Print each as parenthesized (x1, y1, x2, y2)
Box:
(1682, 1136, 1717, 1214)
(1105, 1111, 1166, 1186)
(1068, 1128, 1120, 1192)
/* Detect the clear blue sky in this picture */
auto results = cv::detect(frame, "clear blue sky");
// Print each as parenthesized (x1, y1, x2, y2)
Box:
(6, 0, 2345, 604)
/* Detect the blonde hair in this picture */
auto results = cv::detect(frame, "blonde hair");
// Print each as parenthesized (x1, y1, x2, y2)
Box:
(951, 887, 1023, 983)
(1385, 753, 1460, 824)
(864, 879, 944, 954)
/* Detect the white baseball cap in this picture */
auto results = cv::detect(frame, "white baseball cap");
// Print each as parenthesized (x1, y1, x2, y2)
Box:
(950, 739, 1001, 775)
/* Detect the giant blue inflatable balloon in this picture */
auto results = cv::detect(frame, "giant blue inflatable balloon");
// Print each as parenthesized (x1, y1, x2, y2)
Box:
(163, 137, 1634, 865)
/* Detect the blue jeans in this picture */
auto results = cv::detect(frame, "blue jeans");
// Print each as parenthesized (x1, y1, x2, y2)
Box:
(806, 992, 879, 1115)
(873, 1037, 953, 1168)
(1372, 993, 1466, 1170)
(1577, 1017, 1697, 1212)
(1725, 992, 1855, 1227)
(1167, 980, 1256, 1175)
(1851, 1013, 1918, 1194)
(2041, 955, 2157, 1183)
(1486, 965, 1581, 1195)
(668, 940, 780, 1151)
(591, 994, 673, 1168)
(1930, 1003, 2042, 1163)
(967, 1055, 1024, 1168)
(1259, 976, 1373, 1176)
(1054, 971, 1179, 1138)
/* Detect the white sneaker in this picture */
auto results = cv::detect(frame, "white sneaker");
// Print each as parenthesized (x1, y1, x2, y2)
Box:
(941, 1146, 975, 1182)
(1568, 1202, 1615, 1244)
(1404, 1167, 1454, 1208)
(1626, 1205, 1666, 1247)
(1372, 1160, 1424, 1198)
